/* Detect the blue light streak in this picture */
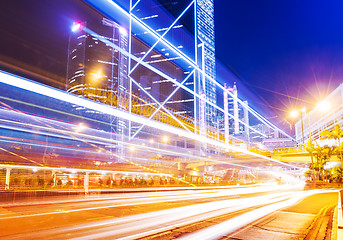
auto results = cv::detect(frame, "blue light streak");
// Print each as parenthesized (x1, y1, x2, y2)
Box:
(0, 70, 300, 168)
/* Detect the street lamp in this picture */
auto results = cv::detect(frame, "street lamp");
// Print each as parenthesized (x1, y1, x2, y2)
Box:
(316, 100, 330, 113)
(290, 101, 331, 150)
(290, 108, 305, 147)
(162, 135, 168, 143)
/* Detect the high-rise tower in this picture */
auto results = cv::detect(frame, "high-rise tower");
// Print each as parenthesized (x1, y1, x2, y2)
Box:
(66, 17, 129, 160)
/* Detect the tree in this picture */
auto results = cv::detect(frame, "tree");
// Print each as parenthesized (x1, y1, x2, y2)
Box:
(106, 177, 111, 186)
(56, 178, 62, 187)
(47, 178, 54, 186)
(320, 124, 343, 163)
(98, 178, 103, 186)
(77, 177, 82, 187)
(37, 176, 45, 187)
(306, 140, 334, 180)
(66, 180, 73, 188)
(332, 166, 343, 183)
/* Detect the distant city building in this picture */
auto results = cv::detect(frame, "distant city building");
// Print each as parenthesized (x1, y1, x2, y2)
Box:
(66, 0, 222, 156)
(227, 83, 249, 136)
(66, 18, 128, 106)
(295, 83, 343, 144)
(262, 138, 296, 150)
(250, 123, 297, 149)
(219, 83, 249, 140)
(250, 124, 276, 142)
(66, 16, 193, 121)
(66, 17, 129, 160)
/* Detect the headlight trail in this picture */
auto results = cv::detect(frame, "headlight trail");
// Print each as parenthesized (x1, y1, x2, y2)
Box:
(177, 190, 333, 240)
(0, 185, 309, 239)
(0, 70, 301, 169)
(0, 184, 301, 220)
(0, 108, 258, 167)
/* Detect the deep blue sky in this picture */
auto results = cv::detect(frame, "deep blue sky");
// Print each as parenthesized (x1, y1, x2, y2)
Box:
(215, 0, 343, 125)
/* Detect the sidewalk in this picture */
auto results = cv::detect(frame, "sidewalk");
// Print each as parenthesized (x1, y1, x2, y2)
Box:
(226, 191, 338, 240)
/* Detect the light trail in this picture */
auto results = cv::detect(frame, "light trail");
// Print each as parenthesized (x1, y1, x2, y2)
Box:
(178, 190, 336, 240)
(52, 189, 310, 239)
(0, 95, 109, 126)
(70, 190, 318, 240)
(0, 185, 308, 239)
(0, 97, 303, 188)
(0, 105, 272, 169)
(0, 70, 301, 169)
(0, 185, 301, 220)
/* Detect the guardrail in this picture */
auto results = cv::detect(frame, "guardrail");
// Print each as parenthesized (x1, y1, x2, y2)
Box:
(337, 190, 343, 240)
(0, 164, 172, 193)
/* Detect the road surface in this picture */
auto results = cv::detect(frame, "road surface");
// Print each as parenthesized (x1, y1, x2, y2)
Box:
(0, 184, 337, 239)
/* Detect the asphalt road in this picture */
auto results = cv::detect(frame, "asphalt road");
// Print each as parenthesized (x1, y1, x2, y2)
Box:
(0, 184, 336, 240)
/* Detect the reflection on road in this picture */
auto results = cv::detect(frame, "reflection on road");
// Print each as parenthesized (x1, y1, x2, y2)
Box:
(0, 184, 330, 240)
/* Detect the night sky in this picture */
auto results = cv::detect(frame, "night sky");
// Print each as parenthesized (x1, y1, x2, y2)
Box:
(215, 0, 343, 125)
(1, 0, 343, 131)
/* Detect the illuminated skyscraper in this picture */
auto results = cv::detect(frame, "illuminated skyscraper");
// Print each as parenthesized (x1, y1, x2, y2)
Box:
(66, 15, 193, 136)
(66, 17, 129, 160)
(66, 18, 128, 108)
(221, 83, 249, 139)
(67, 0, 221, 154)
(195, 0, 217, 133)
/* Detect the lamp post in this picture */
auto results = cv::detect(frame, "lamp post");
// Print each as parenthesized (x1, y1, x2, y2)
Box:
(162, 135, 168, 144)
(290, 109, 305, 148)
(290, 101, 330, 161)
(305, 109, 314, 165)
(300, 110, 305, 148)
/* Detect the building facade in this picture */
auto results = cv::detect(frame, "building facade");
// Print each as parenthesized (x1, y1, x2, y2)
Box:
(219, 83, 250, 143)
(66, 16, 194, 126)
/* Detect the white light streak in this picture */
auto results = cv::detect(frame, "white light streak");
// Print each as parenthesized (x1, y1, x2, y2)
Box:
(178, 190, 325, 240)
(0, 70, 299, 168)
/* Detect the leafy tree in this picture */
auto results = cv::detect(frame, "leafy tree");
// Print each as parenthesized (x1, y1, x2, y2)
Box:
(106, 177, 111, 186)
(306, 140, 334, 180)
(332, 166, 343, 183)
(56, 178, 62, 187)
(77, 177, 82, 186)
(98, 178, 103, 186)
(323, 169, 333, 182)
(66, 180, 73, 188)
(37, 176, 45, 186)
(321, 124, 343, 162)
(47, 178, 54, 186)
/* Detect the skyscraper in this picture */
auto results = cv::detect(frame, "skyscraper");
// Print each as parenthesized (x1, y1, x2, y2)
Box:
(221, 83, 249, 139)
(66, 17, 129, 161)
(66, 18, 128, 108)
(66, 15, 193, 137)
(195, 0, 217, 133)
(67, 0, 220, 151)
